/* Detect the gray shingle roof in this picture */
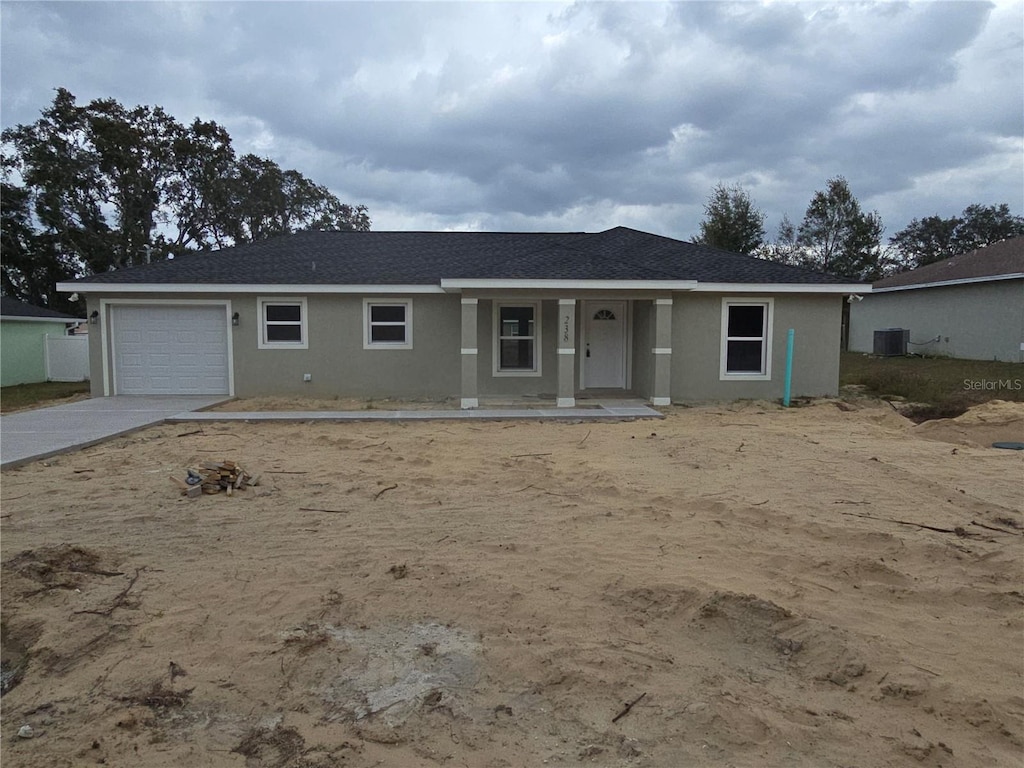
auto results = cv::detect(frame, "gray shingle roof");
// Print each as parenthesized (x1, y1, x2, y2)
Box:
(1, 295, 79, 320)
(69, 227, 851, 286)
(873, 237, 1024, 289)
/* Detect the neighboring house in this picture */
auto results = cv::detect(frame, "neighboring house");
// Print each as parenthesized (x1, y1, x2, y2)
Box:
(0, 296, 85, 387)
(849, 237, 1024, 362)
(57, 227, 867, 406)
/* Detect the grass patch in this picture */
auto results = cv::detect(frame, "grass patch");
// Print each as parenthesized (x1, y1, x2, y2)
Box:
(840, 351, 1023, 421)
(1, 381, 91, 414)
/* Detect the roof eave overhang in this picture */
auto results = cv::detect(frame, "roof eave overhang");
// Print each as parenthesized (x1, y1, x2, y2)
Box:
(56, 282, 447, 294)
(441, 279, 870, 293)
(689, 282, 870, 294)
(57, 280, 872, 295)
(0, 314, 83, 323)
(440, 279, 699, 291)
(869, 273, 1024, 293)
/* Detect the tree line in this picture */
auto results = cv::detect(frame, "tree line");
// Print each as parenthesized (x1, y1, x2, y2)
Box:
(695, 180, 1024, 282)
(4, 89, 1020, 313)
(1, 89, 370, 313)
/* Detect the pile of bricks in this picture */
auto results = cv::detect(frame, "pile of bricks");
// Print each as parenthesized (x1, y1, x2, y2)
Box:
(170, 460, 259, 499)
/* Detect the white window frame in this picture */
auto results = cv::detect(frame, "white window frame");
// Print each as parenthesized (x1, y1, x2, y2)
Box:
(720, 297, 773, 380)
(493, 301, 542, 377)
(258, 297, 308, 349)
(363, 298, 413, 350)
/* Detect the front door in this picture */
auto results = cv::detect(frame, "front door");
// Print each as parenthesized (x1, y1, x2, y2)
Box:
(584, 301, 626, 388)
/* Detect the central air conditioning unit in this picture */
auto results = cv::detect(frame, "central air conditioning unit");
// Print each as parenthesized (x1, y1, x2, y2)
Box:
(873, 328, 909, 356)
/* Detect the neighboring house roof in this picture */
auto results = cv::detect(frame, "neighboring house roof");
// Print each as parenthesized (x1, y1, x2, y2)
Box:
(1, 295, 79, 321)
(872, 237, 1024, 292)
(60, 227, 857, 290)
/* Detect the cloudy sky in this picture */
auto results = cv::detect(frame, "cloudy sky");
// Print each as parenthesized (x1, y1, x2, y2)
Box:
(2, 1, 1021, 242)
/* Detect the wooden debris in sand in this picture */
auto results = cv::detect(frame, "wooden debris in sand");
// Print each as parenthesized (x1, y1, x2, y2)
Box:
(170, 460, 259, 499)
(612, 691, 647, 723)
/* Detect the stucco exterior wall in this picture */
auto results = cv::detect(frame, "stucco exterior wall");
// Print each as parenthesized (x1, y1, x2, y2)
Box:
(84, 293, 579, 400)
(86, 296, 107, 396)
(236, 293, 462, 398)
(849, 280, 1024, 362)
(83, 291, 845, 402)
(630, 300, 655, 399)
(473, 299, 565, 397)
(86, 297, 103, 396)
(670, 293, 842, 402)
(1, 320, 69, 387)
(86, 293, 462, 399)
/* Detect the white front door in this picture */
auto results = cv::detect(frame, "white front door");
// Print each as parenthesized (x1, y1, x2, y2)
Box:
(584, 301, 626, 388)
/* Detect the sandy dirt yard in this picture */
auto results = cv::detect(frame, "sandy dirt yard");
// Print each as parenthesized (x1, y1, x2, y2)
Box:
(1, 398, 1022, 768)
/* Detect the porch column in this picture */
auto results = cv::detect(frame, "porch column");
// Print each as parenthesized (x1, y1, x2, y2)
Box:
(652, 298, 673, 406)
(460, 298, 479, 409)
(557, 299, 577, 407)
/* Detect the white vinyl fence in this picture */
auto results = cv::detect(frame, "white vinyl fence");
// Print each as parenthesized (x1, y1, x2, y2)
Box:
(44, 334, 90, 382)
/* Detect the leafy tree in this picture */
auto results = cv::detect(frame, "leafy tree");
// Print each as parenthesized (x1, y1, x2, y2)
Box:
(1, 92, 111, 312)
(216, 155, 370, 244)
(956, 204, 1024, 251)
(757, 178, 887, 280)
(0, 181, 78, 312)
(84, 96, 185, 270)
(891, 204, 1024, 268)
(1, 88, 370, 308)
(221, 154, 288, 244)
(694, 183, 766, 254)
(888, 215, 960, 268)
(795, 177, 885, 281)
(755, 214, 801, 266)
(161, 118, 236, 253)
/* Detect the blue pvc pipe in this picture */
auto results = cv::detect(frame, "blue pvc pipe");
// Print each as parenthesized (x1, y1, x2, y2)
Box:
(783, 328, 795, 406)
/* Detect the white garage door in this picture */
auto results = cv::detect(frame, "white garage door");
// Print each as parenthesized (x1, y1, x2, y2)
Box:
(112, 305, 230, 395)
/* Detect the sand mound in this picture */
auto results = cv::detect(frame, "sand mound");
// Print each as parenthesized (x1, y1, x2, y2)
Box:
(941, 399, 1024, 425)
(914, 399, 1024, 448)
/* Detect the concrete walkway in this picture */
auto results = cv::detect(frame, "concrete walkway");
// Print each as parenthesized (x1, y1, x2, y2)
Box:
(1, 397, 663, 470)
(0, 396, 229, 469)
(171, 402, 664, 424)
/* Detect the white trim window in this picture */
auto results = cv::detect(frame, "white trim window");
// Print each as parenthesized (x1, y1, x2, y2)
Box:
(720, 298, 773, 379)
(494, 302, 541, 376)
(363, 299, 413, 349)
(258, 297, 308, 349)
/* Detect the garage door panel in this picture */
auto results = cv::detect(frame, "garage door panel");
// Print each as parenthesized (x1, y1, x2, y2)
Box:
(112, 305, 230, 395)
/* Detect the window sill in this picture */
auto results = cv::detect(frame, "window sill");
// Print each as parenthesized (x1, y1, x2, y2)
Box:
(258, 341, 308, 350)
(493, 369, 542, 377)
(719, 372, 771, 381)
(363, 343, 413, 350)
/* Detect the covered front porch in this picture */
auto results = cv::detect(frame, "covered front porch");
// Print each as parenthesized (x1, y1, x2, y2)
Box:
(454, 293, 676, 409)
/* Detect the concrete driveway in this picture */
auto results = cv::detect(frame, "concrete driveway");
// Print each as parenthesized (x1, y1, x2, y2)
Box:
(0, 396, 229, 469)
